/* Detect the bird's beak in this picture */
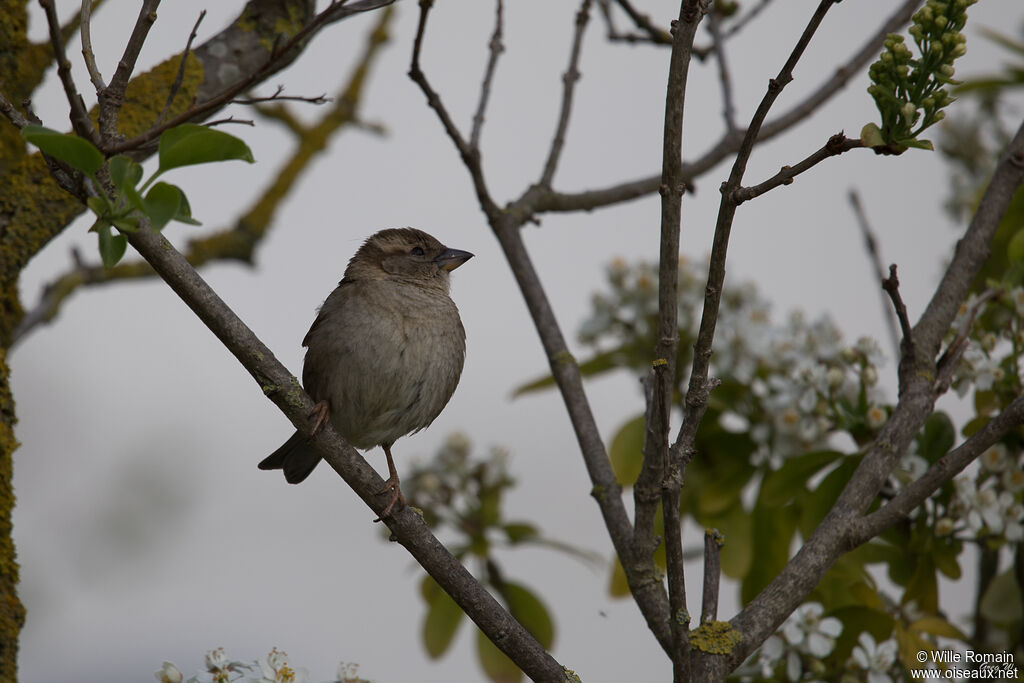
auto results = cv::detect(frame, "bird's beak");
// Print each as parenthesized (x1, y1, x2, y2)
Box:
(435, 248, 474, 272)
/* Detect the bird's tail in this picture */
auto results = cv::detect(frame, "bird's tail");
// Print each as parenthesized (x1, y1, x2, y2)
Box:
(258, 432, 322, 483)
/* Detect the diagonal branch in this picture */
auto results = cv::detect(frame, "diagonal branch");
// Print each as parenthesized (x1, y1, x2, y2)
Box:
(98, 0, 161, 139)
(532, 0, 922, 216)
(730, 132, 862, 204)
(539, 0, 592, 188)
(674, 0, 842, 463)
(470, 0, 505, 151)
(849, 188, 901, 358)
(724, 117, 1024, 676)
(38, 0, 100, 145)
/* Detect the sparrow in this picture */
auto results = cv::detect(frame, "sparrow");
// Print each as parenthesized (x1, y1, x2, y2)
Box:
(259, 227, 473, 520)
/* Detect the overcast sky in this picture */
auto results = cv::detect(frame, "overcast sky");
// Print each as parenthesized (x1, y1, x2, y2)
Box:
(10, 1, 1022, 681)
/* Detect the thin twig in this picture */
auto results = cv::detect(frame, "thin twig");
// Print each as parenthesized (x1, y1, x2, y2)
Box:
(849, 188, 900, 358)
(852, 395, 1024, 543)
(156, 10, 207, 127)
(539, 0, 592, 188)
(725, 118, 1024, 676)
(39, 0, 100, 145)
(409, 0, 497, 215)
(701, 528, 723, 623)
(653, 4, 708, 679)
(99, 0, 161, 140)
(706, 5, 736, 132)
(80, 0, 106, 91)
(675, 0, 842, 464)
(881, 264, 914, 352)
(612, 0, 673, 45)
(470, 0, 504, 151)
(731, 133, 862, 204)
(533, 0, 923, 216)
(231, 88, 329, 106)
(104, 0, 397, 156)
(0, 91, 30, 129)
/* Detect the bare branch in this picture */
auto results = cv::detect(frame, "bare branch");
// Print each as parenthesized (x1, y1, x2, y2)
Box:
(156, 10, 207, 127)
(701, 528, 723, 624)
(535, 0, 922, 216)
(38, 0, 100, 145)
(80, 0, 106, 91)
(725, 118, 1024, 675)
(852, 395, 1024, 544)
(706, 6, 737, 132)
(635, 3, 709, 677)
(470, 0, 504, 151)
(674, 0, 842, 462)
(881, 264, 914, 352)
(539, 0, 593, 188)
(409, 0, 499, 217)
(849, 188, 900, 357)
(104, 0, 398, 156)
(98, 0, 161, 140)
(731, 132, 862, 204)
(0, 92, 30, 129)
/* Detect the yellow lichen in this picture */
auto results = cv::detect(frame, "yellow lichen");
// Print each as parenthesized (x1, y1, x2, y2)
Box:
(689, 620, 742, 655)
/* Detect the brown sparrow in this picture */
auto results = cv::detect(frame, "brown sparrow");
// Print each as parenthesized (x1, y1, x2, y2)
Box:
(260, 228, 472, 520)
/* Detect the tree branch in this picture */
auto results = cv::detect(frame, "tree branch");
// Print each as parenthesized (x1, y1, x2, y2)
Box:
(724, 117, 1024, 674)
(539, 0, 592, 188)
(730, 133, 862, 204)
(470, 0, 504, 151)
(98, 0, 161, 140)
(38, 0, 100, 145)
(849, 188, 901, 358)
(700, 528, 723, 624)
(80, 0, 106, 92)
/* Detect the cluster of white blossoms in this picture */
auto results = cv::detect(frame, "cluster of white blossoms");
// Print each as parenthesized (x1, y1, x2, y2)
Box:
(741, 603, 905, 683)
(155, 649, 364, 683)
(938, 443, 1024, 543)
(950, 287, 1024, 397)
(579, 259, 889, 469)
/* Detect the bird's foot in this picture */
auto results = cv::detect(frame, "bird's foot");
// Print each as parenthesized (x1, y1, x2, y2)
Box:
(373, 476, 406, 523)
(309, 400, 330, 435)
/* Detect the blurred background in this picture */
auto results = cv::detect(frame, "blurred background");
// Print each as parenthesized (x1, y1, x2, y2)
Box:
(9, 0, 1022, 680)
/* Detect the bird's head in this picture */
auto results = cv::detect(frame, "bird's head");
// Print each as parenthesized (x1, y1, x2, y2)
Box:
(345, 227, 473, 289)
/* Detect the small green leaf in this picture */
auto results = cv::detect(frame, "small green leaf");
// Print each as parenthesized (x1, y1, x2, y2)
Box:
(501, 582, 554, 650)
(145, 182, 183, 231)
(759, 450, 845, 508)
(979, 569, 1024, 624)
(608, 415, 645, 487)
(96, 223, 127, 268)
(607, 556, 630, 598)
(108, 155, 143, 191)
(917, 412, 955, 463)
(860, 122, 886, 148)
(475, 628, 522, 683)
(86, 196, 110, 219)
(421, 576, 464, 659)
(1008, 229, 1024, 265)
(173, 190, 201, 225)
(21, 125, 104, 175)
(502, 523, 538, 544)
(110, 215, 139, 233)
(156, 123, 254, 178)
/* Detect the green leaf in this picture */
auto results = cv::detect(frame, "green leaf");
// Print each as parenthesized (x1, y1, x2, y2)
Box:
(860, 122, 886, 148)
(607, 556, 629, 598)
(155, 123, 254, 178)
(512, 348, 624, 397)
(979, 569, 1024, 624)
(608, 414, 644, 487)
(917, 412, 955, 463)
(173, 190, 201, 225)
(501, 583, 554, 650)
(759, 450, 845, 508)
(742, 502, 798, 604)
(908, 616, 967, 641)
(110, 215, 139, 233)
(1008, 229, 1024, 265)
(421, 576, 464, 659)
(145, 182, 183, 232)
(86, 196, 111, 219)
(96, 223, 127, 268)
(502, 523, 538, 544)
(21, 125, 104, 175)
(713, 505, 752, 580)
(476, 628, 522, 683)
(108, 155, 143, 191)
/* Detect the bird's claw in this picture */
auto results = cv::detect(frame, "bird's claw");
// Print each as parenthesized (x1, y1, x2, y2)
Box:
(373, 476, 406, 523)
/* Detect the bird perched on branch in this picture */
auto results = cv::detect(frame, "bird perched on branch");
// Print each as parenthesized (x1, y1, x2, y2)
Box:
(259, 227, 473, 520)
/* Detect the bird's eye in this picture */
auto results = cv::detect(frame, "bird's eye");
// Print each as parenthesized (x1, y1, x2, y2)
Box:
(410, 247, 425, 256)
